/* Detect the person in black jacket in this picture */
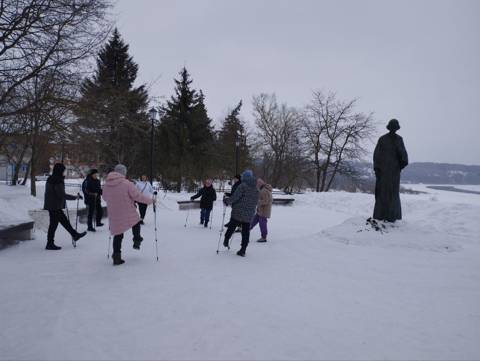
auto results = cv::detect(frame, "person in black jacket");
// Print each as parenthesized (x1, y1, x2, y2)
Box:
(83, 169, 104, 231)
(191, 179, 217, 228)
(44, 163, 86, 250)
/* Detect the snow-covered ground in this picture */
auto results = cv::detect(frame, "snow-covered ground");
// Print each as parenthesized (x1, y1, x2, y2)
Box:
(1, 184, 479, 360)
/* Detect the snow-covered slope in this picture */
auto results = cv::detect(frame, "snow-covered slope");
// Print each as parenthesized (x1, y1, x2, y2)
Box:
(0, 187, 479, 360)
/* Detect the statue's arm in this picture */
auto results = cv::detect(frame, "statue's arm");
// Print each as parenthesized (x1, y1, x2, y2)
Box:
(398, 137, 409, 169)
(373, 141, 381, 176)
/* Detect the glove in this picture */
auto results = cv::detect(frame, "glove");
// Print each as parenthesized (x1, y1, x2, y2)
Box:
(153, 191, 158, 196)
(190, 196, 194, 201)
(77, 194, 83, 200)
(223, 197, 229, 206)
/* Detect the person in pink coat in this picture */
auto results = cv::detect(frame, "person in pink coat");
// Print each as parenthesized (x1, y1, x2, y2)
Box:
(102, 164, 155, 265)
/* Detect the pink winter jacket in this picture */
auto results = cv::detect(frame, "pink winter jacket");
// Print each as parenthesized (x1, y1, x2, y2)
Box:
(102, 172, 153, 236)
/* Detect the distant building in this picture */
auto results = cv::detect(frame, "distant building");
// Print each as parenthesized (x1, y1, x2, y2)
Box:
(0, 154, 29, 184)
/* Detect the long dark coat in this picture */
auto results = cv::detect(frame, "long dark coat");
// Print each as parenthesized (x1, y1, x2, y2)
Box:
(84, 176, 102, 204)
(227, 176, 259, 223)
(373, 132, 409, 222)
(43, 164, 77, 211)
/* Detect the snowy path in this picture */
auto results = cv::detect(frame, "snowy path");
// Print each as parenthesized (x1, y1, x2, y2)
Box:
(1, 190, 479, 360)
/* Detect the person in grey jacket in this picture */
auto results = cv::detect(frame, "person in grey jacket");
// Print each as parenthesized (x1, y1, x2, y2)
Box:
(223, 170, 259, 257)
(44, 163, 86, 250)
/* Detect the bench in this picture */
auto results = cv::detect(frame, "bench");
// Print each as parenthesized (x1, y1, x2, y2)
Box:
(272, 198, 295, 205)
(177, 197, 295, 210)
(0, 221, 35, 249)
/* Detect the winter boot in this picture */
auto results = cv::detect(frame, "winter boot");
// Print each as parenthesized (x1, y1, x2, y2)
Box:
(236, 248, 246, 257)
(133, 237, 143, 250)
(257, 238, 267, 243)
(96, 222, 104, 227)
(204, 223, 208, 228)
(236, 244, 247, 257)
(223, 237, 230, 248)
(45, 241, 61, 250)
(73, 231, 87, 242)
(87, 227, 96, 232)
(112, 253, 125, 266)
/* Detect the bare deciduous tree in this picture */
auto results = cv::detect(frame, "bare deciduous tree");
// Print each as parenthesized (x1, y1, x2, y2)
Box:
(301, 91, 375, 192)
(252, 93, 301, 188)
(0, 0, 112, 117)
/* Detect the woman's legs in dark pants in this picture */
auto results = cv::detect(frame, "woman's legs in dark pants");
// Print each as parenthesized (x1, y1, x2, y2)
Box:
(47, 210, 77, 244)
(224, 219, 240, 246)
(87, 198, 95, 229)
(138, 203, 147, 220)
(200, 208, 212, 227)
(223, 218, 251, 254)
(95, 197, 103, 225)
(239, 222, 250, 253)
(112, 222, 142, 256)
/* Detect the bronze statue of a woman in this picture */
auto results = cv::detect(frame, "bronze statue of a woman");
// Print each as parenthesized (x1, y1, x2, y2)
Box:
(373, 119, 409, 222)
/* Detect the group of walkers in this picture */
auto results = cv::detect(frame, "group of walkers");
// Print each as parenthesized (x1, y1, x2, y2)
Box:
(190, 170, 273, 257)
(43, 162, 273, 264)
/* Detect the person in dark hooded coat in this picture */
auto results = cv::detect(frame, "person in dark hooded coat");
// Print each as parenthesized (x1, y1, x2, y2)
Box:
(223, 170, 259, 257)
(43, 163, 86, 250)
(373, 119, 409, 222)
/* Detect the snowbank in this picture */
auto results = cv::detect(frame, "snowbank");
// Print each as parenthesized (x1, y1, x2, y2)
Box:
(0, 184, 42, 229)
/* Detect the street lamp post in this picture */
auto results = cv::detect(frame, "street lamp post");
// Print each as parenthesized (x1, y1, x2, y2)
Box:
(148, 107, 158, 186)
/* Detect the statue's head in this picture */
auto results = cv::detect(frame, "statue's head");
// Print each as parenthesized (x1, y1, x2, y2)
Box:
(386, 119, 400, 132)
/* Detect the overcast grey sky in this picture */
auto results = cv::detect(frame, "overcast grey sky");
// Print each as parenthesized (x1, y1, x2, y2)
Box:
(115, 0, 480, 165)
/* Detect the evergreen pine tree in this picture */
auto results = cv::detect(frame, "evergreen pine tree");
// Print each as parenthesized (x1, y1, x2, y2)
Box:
(75, 28, 149, 174)
(216, 101, 251, 176)
(158, 67, 214, 191)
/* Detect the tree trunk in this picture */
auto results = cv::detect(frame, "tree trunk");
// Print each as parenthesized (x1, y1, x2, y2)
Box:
(319, 161, 328, 192)
(30, 118, 39, 197)
(325, 136, 349, 192)
(314, 153, 321, 192)
(21, 160, 31, 186)
(325, 161, 341, 192)
(11, 146, 28, 185)
(30, 142, 36, 196)
(12, 162, 20, 185)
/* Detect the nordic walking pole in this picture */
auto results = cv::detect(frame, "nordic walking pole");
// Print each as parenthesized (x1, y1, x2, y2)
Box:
(209, 207, 214, 230)
(107, 233, 111, 259)
(66, 202, 76, 248)
(92, 194, 97, 231)
(216, 203, 228, 254)
(153, 192, 159, 261)
(184, 208, 190, 228)
(75, 195, 80, 232)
